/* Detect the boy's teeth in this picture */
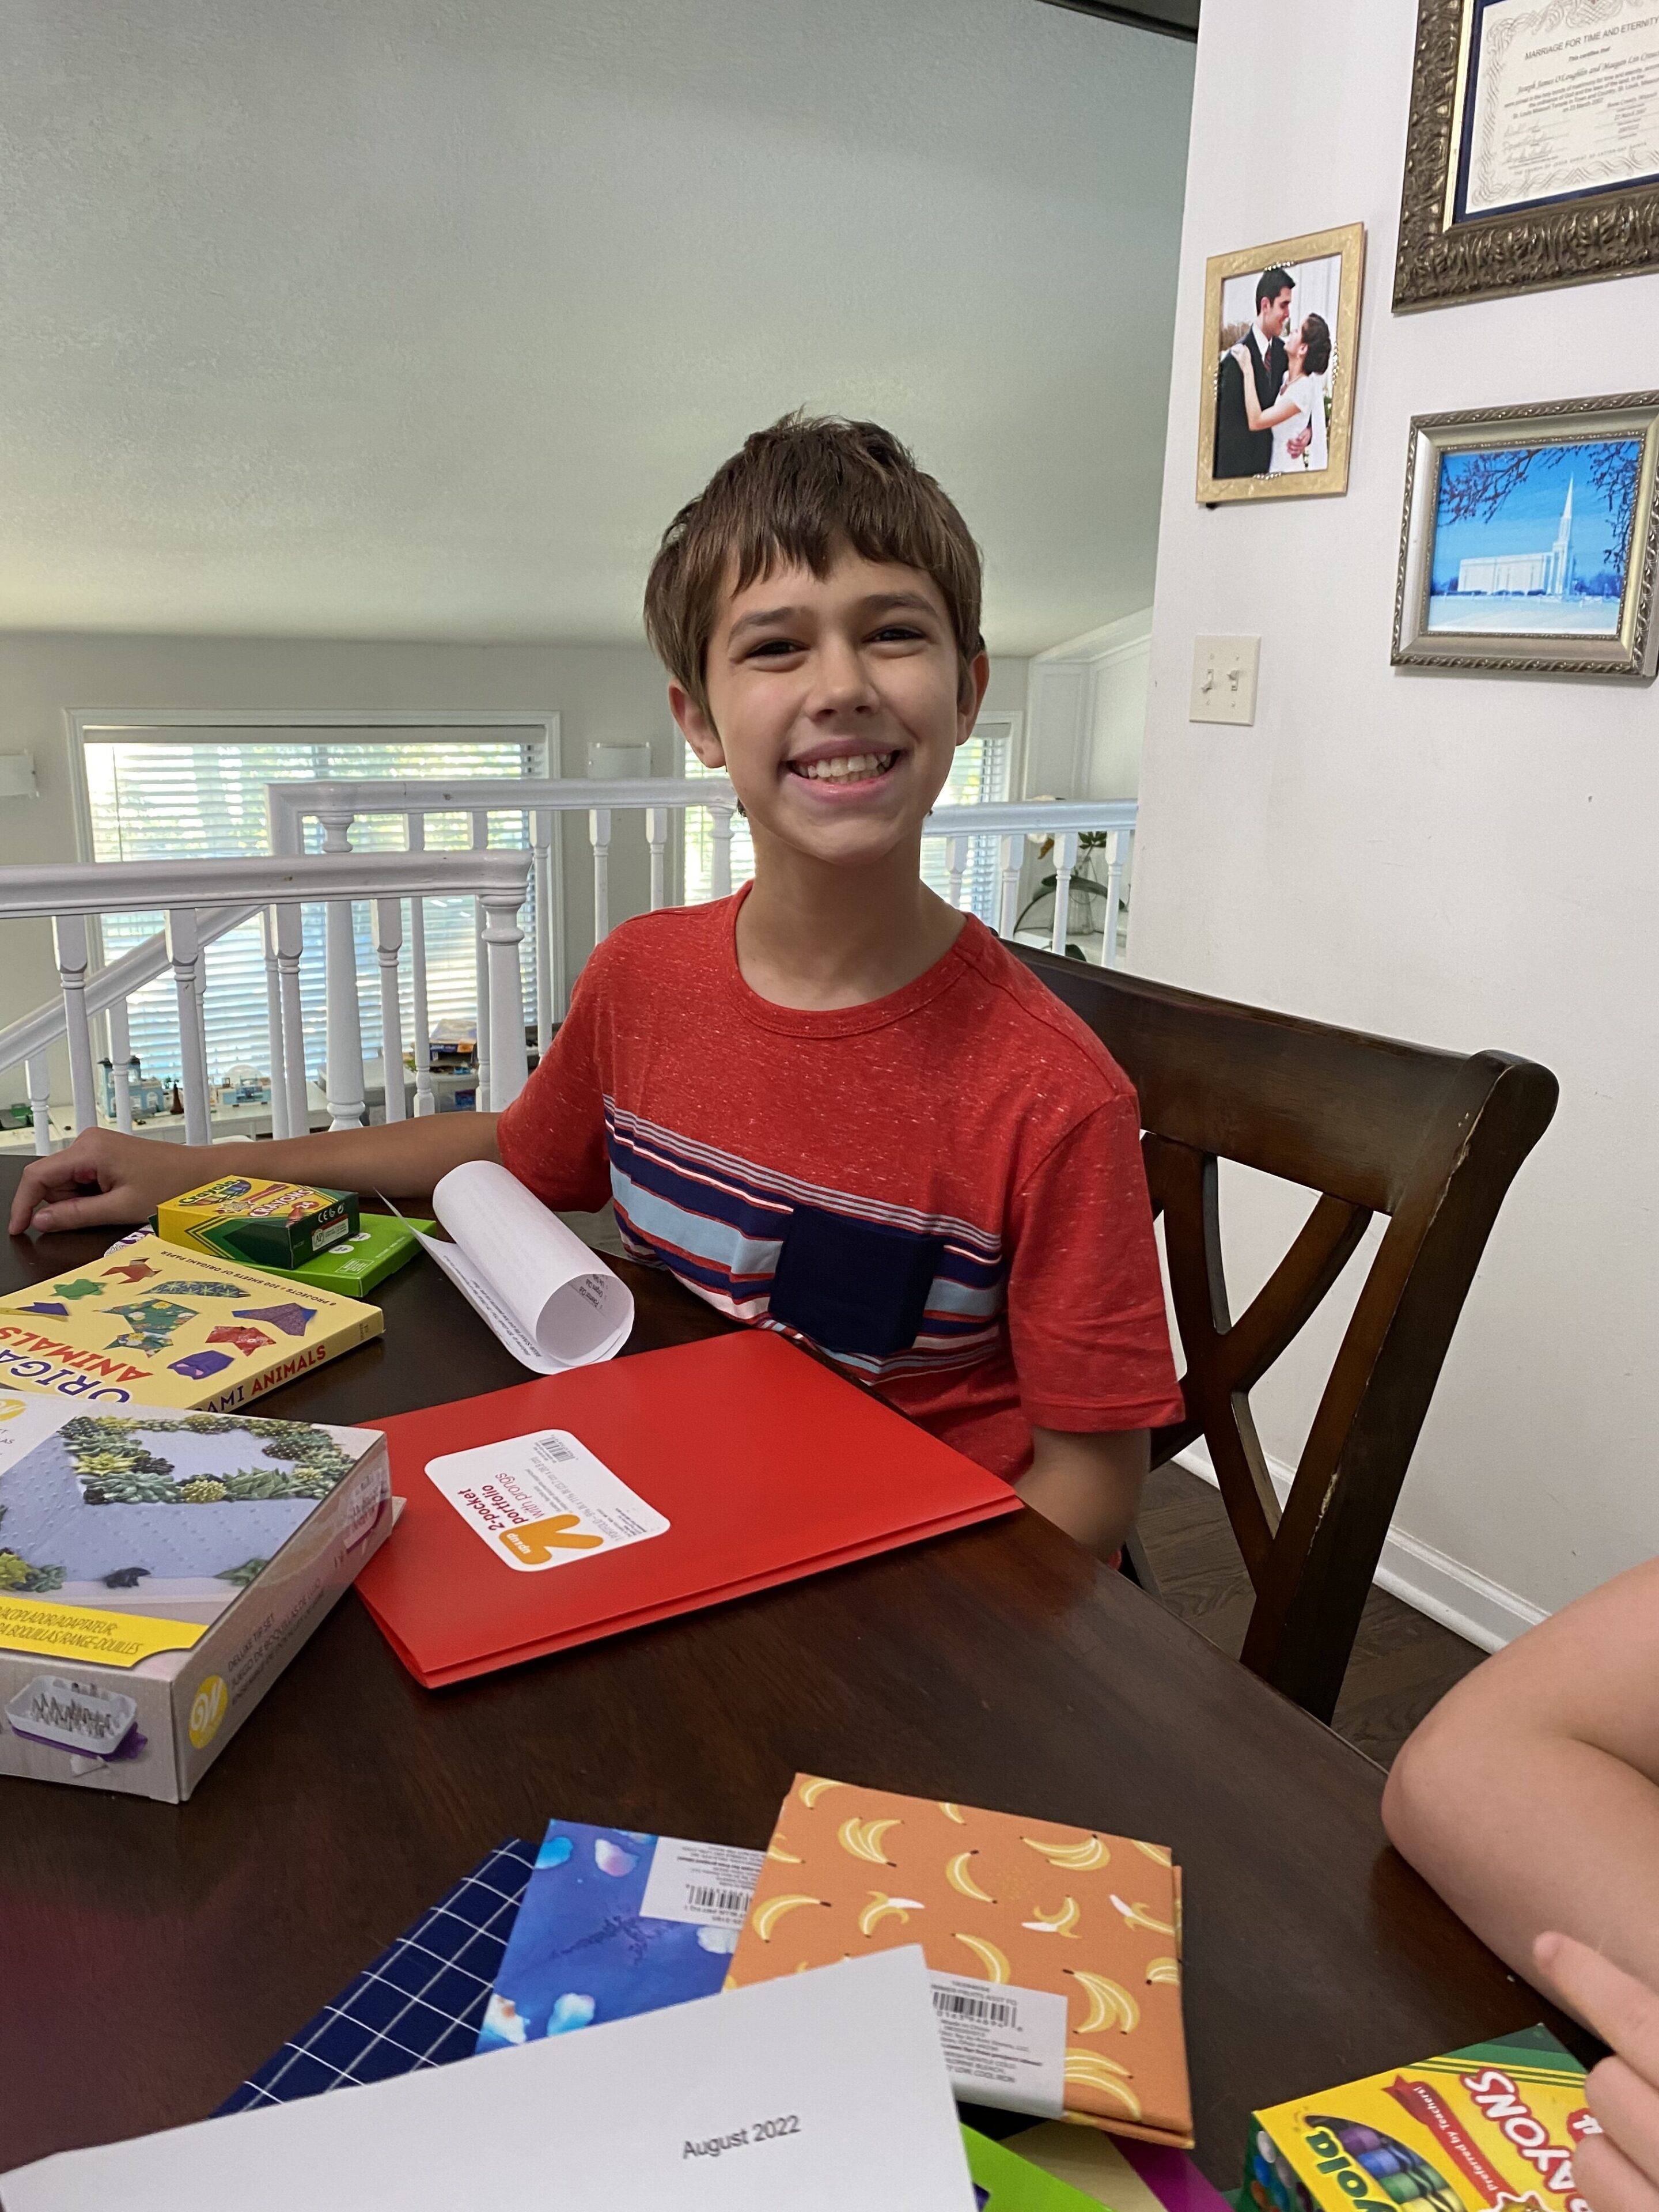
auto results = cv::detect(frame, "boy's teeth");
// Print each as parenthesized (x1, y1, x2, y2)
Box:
(796, 752, 895, 782)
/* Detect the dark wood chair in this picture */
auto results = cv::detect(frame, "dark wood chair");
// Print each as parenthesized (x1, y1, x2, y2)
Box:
(1009, 945, 1558, 1725)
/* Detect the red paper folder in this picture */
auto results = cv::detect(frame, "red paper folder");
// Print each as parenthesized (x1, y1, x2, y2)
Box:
(355, 1331, 1022, 1687)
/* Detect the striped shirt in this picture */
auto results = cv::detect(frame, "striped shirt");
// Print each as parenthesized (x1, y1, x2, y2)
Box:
(497, 893, 1181, 1480)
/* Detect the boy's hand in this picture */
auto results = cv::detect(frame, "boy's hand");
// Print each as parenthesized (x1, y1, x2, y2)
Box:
(1536, 1933, 1659, 2212)
(7, 1130, 211, 1237)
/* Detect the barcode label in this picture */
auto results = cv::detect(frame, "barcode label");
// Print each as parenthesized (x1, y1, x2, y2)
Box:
(933, 1987, 1018, 2031)
(927, 1972, 1067, 2119)
(687, 1884, 754, 1918)
(638, 1836, 765, 1934)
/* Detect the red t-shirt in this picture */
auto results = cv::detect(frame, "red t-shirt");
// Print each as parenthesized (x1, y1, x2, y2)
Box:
(497, 891, 1183, 1480)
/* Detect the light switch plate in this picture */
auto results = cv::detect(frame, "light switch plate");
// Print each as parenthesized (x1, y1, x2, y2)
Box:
(1190, 636, 1260, 725)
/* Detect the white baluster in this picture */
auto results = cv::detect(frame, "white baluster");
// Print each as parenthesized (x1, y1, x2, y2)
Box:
(1101, 828, 1130, 969)
(26, 1052, 52, 1156)
(471, 808, 491, 1111)
(274, 900, 309, 1134)
(998, 835, 1021, 940)
(263, 907, 290, 1139)
(530, 809, 555, 1051)
(589, 808, 612, 942)
(710, 801, 734, 899)
(107, 999, 134, 1134)
(481, 884, 528, 1111)
(646, 808, 668, 912)
(52, 912, 98, 1138)
(166, 906, 212, 1146)
(1050, 832, 1078, 958)
(319, 807, 366, 1128)
(407, 817, 434, 1116)
(375, 897, 406, 1123)
(946, 835, 969, 911)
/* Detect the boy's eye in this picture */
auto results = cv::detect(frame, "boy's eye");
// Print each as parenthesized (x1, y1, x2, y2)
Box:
(744, 637, 804, 658)
(871, 624, 925, 643)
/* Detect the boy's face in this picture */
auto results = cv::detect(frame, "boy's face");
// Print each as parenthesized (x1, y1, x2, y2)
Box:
(671, 548, 991, 873)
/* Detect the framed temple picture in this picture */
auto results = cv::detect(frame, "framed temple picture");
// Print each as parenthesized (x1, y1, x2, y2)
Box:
(1392, 390, 1659, 675)
(1195, 224, 1365, 506)
(1396, 0, 1659, 312)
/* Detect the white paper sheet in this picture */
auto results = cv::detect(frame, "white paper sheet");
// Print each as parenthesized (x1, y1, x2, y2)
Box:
(1, 1949, 974, 2212)
(416, 1159, 632, 1373)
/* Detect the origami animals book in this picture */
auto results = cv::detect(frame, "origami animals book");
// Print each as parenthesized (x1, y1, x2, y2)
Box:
(0, 1234, 382, 1410)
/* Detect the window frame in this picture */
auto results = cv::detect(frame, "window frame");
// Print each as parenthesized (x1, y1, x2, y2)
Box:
(66, 707, 562, 1089)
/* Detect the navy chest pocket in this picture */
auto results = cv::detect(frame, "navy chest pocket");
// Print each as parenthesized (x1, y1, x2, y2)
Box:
(767, 1204, 944, 1361)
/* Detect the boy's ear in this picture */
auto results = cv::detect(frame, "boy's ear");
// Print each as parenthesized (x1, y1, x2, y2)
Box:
(956, 649, 993, 746)
(668, 680, 727, 770)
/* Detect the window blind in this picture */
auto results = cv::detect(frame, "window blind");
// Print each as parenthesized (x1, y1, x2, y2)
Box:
(680, 717, 1014, 916)
(84, 735, 535, 1090)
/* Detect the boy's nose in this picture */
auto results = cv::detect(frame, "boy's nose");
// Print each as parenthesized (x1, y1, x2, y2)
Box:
(807, 638, 878, 714)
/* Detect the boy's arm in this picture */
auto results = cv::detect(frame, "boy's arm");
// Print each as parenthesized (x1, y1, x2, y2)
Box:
(1018, 1427, 1149, 1557)
(6, 1114, 502, 1237)
(1381, 1555, 1659, 2001)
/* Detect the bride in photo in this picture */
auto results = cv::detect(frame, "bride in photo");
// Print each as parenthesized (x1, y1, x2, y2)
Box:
(1229, 312, 1331, 475)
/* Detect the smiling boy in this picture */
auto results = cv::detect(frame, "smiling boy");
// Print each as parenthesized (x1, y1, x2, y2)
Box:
(10, 415, 1181, 1552)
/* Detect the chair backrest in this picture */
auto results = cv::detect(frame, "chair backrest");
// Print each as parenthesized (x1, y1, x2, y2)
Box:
(1010, 945, 1558, 1723)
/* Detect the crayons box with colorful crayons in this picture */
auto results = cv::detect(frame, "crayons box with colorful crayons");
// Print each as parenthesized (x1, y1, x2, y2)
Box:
(1245, 2025, 1593, 2212)
(156, 1176, 359, 1271)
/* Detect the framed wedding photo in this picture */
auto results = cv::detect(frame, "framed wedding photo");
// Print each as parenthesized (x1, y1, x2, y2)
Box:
(1396, 0, 1659, 312)
(1392, 391, 1659, 676)
(1195, 223, 1365, 506)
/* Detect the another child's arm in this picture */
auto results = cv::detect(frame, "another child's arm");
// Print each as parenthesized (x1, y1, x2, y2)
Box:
(1019, 1426, 1149, 1557)
(7, 1113, 503, 1235)
(1534, 1936, 1659, 2212)
(1381, 1556, 1659, 1999)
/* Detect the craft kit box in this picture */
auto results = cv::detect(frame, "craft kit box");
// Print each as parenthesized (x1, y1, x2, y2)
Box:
(0, 1392, 392, 1802)
(1245, 2025, 1594, 2212)
(157, 1176, 359, 1270)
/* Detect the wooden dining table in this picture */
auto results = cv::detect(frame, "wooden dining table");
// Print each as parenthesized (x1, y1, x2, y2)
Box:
(0, 1157, 1577, 2187)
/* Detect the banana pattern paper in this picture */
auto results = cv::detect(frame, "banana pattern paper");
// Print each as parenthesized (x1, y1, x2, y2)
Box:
(724, 1775, 1192, 2145)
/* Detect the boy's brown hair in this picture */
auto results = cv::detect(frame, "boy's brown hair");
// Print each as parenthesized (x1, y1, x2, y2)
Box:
(643, 412, 984, 719)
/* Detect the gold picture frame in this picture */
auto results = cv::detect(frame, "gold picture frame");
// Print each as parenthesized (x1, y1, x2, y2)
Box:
(1195, 223, 1366, 506)
(1396, 0, 1659, 313)
(1391, 391, 1659, 676)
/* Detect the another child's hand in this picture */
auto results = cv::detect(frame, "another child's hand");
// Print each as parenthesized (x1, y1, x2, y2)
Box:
(1536, 1933, 1659, 2212)
(7, 1128, 214, 1237)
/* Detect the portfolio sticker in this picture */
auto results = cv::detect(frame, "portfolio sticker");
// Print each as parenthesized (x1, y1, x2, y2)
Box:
(425, 1429, 669, 1573)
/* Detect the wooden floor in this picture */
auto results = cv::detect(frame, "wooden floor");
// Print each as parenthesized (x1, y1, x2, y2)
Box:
(1137, 1460, 1487, 1769)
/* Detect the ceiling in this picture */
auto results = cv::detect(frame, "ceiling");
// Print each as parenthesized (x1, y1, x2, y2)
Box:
(0, 1, 1194, 654)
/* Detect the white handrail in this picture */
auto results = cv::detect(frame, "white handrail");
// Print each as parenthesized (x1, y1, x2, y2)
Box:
(0, 851, 531, 1150)
(265, 777, 1138, 1006)
(0, 902, 262, 1074)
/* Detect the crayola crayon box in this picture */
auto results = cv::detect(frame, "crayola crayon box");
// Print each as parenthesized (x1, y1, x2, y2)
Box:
(157, 1175, 358, 1270)
(1245, 2025, 1593, 2212)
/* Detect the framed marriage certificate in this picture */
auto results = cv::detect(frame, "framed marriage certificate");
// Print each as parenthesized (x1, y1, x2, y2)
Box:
(1396, 0, 1659, 309)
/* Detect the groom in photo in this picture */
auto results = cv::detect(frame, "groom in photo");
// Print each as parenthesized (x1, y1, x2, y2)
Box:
(1214, 266, 1295, 479)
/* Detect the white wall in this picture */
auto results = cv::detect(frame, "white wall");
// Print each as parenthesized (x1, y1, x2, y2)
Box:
(1131, 0, 1659, 1630)
(0, 631, 1028, 1059)
(1024, 613, 1153, 802)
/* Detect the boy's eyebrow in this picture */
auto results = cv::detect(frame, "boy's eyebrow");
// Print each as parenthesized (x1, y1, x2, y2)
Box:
(726, 591, 940, 642)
